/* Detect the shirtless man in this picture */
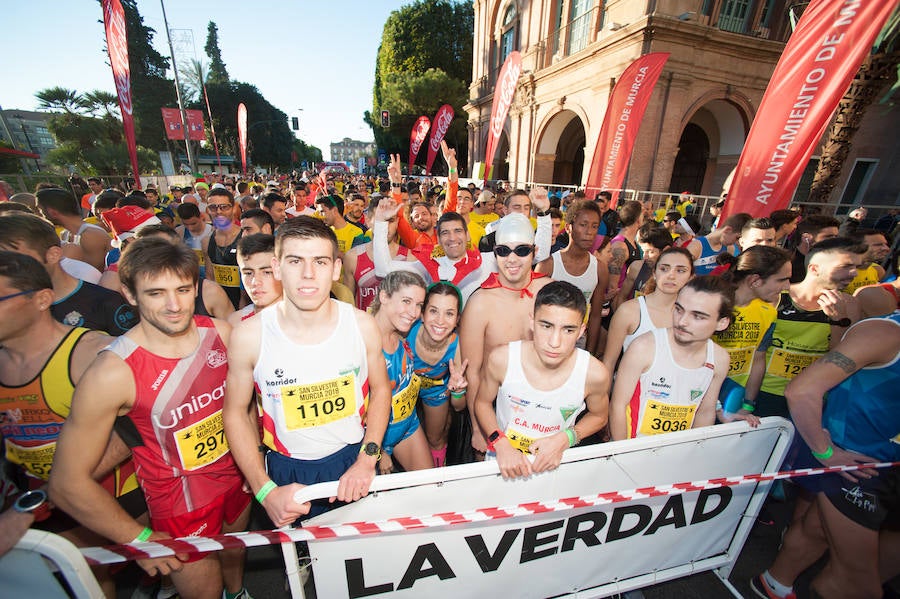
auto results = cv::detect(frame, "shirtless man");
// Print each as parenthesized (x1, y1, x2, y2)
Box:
(223, 217, 392, 526)
(610, 276, 732, 440)
(35, 187, 111, 272)
(49, 238, 251, 599)
(460, 213, 553, 456)
(475, 281, 611, 479)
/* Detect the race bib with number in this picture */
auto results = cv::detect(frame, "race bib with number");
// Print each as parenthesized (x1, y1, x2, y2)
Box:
(767, 348, 818, 380)
(212, 263, 240, 287)
(727, 347, 754, 376)
(391, 376, 420, 423)
(505, 428, 536, 454)
(192, 248, 206, 267)
(174, 411, 229, 471)
(281, 374, 356, 429)
(638, 401, 697, 436)
(5, 440, 55, 480)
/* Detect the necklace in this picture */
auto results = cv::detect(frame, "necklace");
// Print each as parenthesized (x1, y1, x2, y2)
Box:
(418, 327, 448, 354)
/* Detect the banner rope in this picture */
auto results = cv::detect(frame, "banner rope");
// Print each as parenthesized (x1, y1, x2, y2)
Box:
(79, 460, 899, 565)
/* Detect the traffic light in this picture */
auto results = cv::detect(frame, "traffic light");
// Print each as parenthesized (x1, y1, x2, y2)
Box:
(381, 110, 390, 128)
(291, 117, 299, 130)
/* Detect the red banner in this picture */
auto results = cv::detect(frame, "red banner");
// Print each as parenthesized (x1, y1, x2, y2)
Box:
(585, 52, 670, 204)
(483, 51, 522, 180)
(161, 108, 206, 141)
(408, 116, 431, 173)
(723, 0, 898, 219)
(102, 0, 140, 189)
(424, 104, 455, 174)
(237, 103, 248, 176)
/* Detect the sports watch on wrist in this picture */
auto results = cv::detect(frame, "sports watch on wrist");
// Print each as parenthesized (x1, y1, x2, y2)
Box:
(486, 430, 505, 452)
(360, 441, 382, 461)
(14, 489, 51, 522)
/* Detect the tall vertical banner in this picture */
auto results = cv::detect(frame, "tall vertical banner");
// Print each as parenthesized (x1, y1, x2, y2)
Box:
(723, 0, 899, 219)
(408, 116, 431, 174)
(102, 0, 141, 189)
(237, 103, 248, 176)
(425, 104, 455, 174)
(483, 51, 522, 180)
(584, 52, 670, 204)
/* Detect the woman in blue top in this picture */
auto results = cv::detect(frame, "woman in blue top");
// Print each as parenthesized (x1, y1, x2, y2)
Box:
(408, 282, 469, 467)
(372, 271, 432, 474)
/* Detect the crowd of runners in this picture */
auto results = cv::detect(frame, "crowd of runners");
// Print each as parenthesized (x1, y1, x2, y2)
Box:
(0, 141, 897, 599)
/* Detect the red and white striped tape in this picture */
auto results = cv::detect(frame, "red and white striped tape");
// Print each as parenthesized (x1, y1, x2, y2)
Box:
(80, 460, 899, 565)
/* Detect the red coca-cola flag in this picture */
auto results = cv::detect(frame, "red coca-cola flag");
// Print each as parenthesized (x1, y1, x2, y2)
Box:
(483, 51, 522, 180)
(408, 116, 431, 174)
(161, 108, 206, 141)
(424, 104, 455, 174)
(584, 52, 670, 204)
(237, 103, 248, 176)
(723, 0, 898, 219)
(102, 0, 141, 189)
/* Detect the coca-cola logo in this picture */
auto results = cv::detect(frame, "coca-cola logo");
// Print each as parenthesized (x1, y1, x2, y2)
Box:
(491, 61, 521, 138)
(411, 118, 430, 154)
(428, 106, 455, 153)
(104, 0, 132, 116)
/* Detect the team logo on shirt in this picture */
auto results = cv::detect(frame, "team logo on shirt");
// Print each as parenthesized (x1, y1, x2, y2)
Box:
(63, 311, 84, 327)
(206, 349, 227, 368)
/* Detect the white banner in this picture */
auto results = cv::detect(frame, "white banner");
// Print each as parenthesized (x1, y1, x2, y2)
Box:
(303, 419, 793, 598)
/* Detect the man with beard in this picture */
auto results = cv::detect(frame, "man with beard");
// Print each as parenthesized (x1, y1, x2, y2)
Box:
(744, 237, 867, 419)
(50, 238, 252, 599)
(610, 276, 731, 440)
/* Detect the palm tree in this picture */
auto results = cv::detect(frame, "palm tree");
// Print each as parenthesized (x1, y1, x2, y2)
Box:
(807, 7, 900, 204)
(80, 90, 120, 119)
(35, 87, 84, 113)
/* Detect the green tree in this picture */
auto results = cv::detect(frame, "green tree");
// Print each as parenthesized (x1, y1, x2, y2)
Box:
(35, 87, 83, 113)
(0, 140, 25, 173)
(205, 22, 230, 84)
(807, 8, 900, 203)
(370, 0, 473, 168)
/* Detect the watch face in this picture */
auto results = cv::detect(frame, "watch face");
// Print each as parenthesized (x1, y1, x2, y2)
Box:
(488, 431, 501, 443)
(365, 442, 379, 455)
(17, 490, 46, 511)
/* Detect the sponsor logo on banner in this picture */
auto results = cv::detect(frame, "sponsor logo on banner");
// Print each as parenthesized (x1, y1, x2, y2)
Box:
(483, 51, 522, 180)
(161, 108, 207, 141)
(408, 116, 431, 173)
(102, 0, 140, 188)
(425, 104, 455, 174)
(722, 0, 898, 219)
(584, 52, 669, 205)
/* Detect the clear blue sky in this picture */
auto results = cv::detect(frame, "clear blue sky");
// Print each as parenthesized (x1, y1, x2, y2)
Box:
(1, 0, 410, 161)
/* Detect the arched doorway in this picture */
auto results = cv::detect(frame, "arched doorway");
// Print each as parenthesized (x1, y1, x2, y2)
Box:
(553, 118, 585, 185)
(533, 109, 586, 185)
(669, 123, 709, 194)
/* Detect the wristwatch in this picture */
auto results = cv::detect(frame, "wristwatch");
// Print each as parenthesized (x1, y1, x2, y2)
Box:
(360, 441, 382, 461)
(535, 209, 550, 217)
(14, 489, 51, 522)
(486, 430, 506, 452)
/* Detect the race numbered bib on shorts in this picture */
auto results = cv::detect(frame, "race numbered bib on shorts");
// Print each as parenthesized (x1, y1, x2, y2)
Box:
(638, 401, 697, 436)
(505, 428, 535, 454)
(391, 376, 420, 423)
(212, 263, 240, 287)
(5, 440, 55, 480)
(174, 411, 229, 471)
(727, 347, 754, 377)
(281, 375, 356, 429)
(767, 348, 818, 380)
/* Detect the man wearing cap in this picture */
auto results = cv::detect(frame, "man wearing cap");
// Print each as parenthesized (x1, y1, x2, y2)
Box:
(35, 187, 111, 272)
(97, 205, 161, 289)
(195, 181, 210, 212)
(470, 190, 499, 230)
(460, 213, 553, 457)
(0, 213, 138, 335)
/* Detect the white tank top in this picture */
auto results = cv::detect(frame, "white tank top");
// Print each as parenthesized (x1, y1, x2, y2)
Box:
(551, 251, 598, 302)
(623, 296, 656, 352)
(625, 328, 716, 439)
(495, 340, 589, 453)
(254, 300, 368, 460)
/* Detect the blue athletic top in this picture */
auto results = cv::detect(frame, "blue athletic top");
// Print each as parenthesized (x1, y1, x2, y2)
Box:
(693, 236, 737, 276)
(384, 338, 418, 425)
(407, 320, 459, 407)
(823, 312, 900, 461)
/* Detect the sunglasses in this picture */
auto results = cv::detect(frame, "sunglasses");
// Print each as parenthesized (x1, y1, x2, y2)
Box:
(207, 204, 233, 212)
(494, 244, 534, 258)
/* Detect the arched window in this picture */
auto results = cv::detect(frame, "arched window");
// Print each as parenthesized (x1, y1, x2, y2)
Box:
(499, 4, 517, 65)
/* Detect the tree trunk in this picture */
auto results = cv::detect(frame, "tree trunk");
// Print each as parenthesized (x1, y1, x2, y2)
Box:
(806, 48, 900, 205)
